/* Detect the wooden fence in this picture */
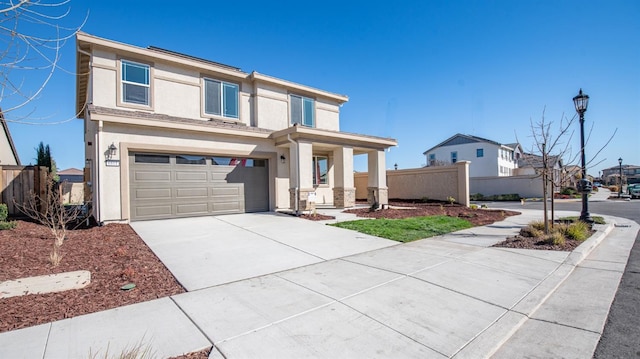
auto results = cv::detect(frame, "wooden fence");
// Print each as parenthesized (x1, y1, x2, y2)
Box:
(0, 165, 47, 216)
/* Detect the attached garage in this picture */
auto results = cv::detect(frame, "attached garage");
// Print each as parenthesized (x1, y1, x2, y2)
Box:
(129, 153, 269, 221)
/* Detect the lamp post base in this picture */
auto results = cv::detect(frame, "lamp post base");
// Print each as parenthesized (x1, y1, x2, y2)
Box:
(580, 193, 594, 224)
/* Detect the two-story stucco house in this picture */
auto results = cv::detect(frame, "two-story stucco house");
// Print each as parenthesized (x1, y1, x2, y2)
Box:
(423, 133, 521, 178)
(76, 33, 396, 223)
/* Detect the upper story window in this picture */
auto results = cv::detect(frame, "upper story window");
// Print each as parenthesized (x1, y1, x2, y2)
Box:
(451, 151, 457, 164)
(291, 95, 314, 127)
(428, 153, 436, 166)
(476, 148, 484, 158)
(204, 78, 239, 119)
(121, 60, 150, 106)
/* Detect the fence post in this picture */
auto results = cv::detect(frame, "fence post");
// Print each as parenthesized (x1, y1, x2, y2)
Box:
(457, 161, 471, 207)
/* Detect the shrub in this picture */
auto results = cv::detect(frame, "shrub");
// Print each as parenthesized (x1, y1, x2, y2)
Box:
(521, 225, 543, 238)
(545, 232, 566, 246)
(0, 221, 17, 230)
(447, 196, 456, 205)
(470, 204, 479, 210)
(529, 220, 546, 231)
(0, 203, 7, 221)
(470, 193, 484, 201)
(608, 185, 619, 193)
(565, 221, 590, 241)
(560, 187, 578, 196)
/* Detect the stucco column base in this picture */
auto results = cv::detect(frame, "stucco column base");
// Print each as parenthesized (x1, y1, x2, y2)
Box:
(367, 187, 389, 208)
(333, 187, 356, 208)
(289, 188, 316, 213)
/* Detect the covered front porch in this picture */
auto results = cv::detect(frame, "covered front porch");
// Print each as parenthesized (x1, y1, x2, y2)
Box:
(272, 126, 397, 213)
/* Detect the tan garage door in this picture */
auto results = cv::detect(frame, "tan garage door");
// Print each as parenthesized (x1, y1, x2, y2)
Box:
(129, 153, 269, 221)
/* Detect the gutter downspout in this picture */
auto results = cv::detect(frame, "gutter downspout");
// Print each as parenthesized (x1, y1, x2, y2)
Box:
(77, 45, 101, 224)
(287, 133, 300, 215)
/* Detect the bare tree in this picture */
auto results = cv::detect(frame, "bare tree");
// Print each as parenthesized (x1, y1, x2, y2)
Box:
(14, 172, 83, 266)
(519, 108, 617, 233)
(0, 0, 86, 122)
(518, 110, 575, 234)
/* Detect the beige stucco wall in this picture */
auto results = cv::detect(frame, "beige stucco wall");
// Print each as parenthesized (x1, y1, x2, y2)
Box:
(89, 48, 342, 132)
(355, 161, 470, 206)
(93, 121, 281, 222)
(60, 182, 84, 205)
(0, 125, 18, 165)
(470, 175, 546, 198)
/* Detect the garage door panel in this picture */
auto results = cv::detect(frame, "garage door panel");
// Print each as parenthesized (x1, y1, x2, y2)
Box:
(176, 187, 209, 198)
(133, 170, 172, 182)
(133, 188, 173, 200)
(175, 171, 208, 182)
(130, 153, 268, 221)
(135, 204, 173, 218)
(176, 203, 209, 215)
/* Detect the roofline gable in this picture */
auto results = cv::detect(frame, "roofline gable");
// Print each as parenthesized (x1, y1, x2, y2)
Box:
(0, 110, 20, 165)
(423, 133, 506, 154)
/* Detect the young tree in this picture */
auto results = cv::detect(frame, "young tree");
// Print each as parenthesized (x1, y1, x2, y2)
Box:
(14, 172, 83, 266)
(0, 1, 86, 121)
(520, 108, 616, 233)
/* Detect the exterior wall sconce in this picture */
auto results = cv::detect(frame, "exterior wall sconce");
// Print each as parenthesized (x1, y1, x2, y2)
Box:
(105, 143, 120, 167)
(394, 163, 398, 170)
(280, 154, 286, 164)
(108, 143, 118, 159)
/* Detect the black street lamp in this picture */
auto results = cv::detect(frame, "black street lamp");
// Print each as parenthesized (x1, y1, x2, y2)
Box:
(573, 89, 593, 223)
(618, 157, 623, 197)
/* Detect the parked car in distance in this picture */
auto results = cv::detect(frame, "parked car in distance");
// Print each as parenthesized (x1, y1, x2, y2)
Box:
(628, 184, 640, 199)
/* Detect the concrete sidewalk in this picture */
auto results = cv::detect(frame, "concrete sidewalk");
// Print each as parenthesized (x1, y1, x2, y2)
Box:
(0, 209, 636, 358)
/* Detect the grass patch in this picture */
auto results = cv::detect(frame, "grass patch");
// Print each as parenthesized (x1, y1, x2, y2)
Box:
(558, 216, 606, 225)
(330, 215, 472, 243)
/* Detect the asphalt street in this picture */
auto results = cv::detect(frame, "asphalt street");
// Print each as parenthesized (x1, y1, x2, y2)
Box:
(483, 198, 640, 358)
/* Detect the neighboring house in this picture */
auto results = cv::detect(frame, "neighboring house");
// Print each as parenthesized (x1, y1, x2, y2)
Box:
(423, 133, 520, 177)
(602, 164, 640, 185)
(58, 168, 84, 183)
(0, 110, 20, 166)
(516, 152, 563, 191)
(76, 33, 396, 223)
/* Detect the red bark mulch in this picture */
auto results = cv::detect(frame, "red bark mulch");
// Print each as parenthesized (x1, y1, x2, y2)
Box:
(0, 220, 186, 334)
(345, 200, 520, 226)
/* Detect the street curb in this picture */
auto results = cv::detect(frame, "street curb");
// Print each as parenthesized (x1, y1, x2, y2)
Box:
(455, 220, 616, 358)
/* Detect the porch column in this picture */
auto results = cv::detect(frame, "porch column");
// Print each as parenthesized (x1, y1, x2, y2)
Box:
(333, 146, 355, 208)
(367, 149, 388, 207)
(289, 140, 314, 212)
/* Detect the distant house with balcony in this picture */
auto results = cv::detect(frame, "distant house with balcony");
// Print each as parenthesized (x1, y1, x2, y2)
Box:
(602, 164, 640, 185)
(423, 133, 522, 178)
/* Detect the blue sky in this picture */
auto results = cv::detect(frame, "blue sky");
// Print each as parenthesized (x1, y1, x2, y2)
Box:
(5, 0, 639, 176)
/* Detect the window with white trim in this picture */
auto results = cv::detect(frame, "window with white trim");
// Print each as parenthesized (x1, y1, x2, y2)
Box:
(313, 156, 328, 185)
(121, 60, 150, 105)
(204, 78, 239, 119)
(290, 94, 314, 127)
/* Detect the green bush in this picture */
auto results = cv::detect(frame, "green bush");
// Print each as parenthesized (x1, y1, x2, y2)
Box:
(560, 187, 578, 196)
(0, 203, 7, 222)
(0, 221, 17, 230)
(470, 193, 484, 201)
(469, 204, 479, 210)
(564, 221, 590, 241)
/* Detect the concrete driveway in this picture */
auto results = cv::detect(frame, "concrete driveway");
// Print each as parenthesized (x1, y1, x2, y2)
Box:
(130, 212, 397, 291)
